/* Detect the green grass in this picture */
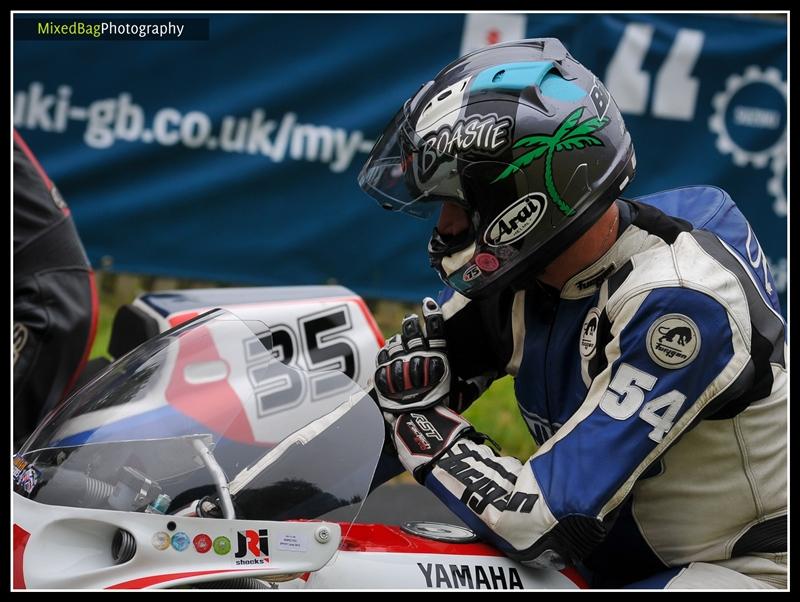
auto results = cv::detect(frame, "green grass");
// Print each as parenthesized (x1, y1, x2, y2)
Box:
(91, 274, 537, 460)
(90, 298, 116, 360)
(463, 376, 537, 460)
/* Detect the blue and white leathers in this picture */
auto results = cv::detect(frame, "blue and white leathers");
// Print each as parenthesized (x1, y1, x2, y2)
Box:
(427, 187, 786, 588)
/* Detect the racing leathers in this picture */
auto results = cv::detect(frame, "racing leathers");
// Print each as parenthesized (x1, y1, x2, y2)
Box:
(395, 186, 787, 588)
(13, 130, 99, 448)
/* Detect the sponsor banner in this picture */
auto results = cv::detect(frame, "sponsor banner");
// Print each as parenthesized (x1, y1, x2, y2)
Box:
(13, 14, 786, 313)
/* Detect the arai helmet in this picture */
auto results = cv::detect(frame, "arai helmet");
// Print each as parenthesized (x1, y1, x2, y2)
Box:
(358, 38, 636, 298)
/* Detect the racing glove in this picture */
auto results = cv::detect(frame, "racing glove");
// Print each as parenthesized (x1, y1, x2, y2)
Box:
(372, 297, 491, 482)
(374, 297, 491, 415)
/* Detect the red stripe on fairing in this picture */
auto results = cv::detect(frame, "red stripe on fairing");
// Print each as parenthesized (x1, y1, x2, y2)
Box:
(340, 524, 587, 586)
(338, 524, 504, 557)
(559, 566, 589, 589)
(351, 297, 385, 347)
(164, 324, 255, 444)
(107, 568, 266, 589)
(169, 311, 199, 327)
(60, 269, 100, 400)
(13, 525, 30, 589)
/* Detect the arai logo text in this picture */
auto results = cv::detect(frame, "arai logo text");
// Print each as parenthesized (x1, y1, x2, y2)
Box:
(484, 193, 546, 247)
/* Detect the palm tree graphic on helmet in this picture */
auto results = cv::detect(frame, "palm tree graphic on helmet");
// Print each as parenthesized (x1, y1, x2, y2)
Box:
(492, 106, 610, 217)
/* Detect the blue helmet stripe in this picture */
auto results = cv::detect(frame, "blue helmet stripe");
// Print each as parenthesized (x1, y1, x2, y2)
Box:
(471, 61, 586, 101)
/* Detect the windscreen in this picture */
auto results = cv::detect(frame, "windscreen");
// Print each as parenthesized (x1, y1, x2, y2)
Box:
(14, 309, 384, 528)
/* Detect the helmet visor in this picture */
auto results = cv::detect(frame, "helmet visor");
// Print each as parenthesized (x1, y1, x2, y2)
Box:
(358, 99, 485, 219)
(358, 102, 438, 218)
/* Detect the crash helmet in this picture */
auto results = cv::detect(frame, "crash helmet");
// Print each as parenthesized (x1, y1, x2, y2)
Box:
(358, 38, 636, 299)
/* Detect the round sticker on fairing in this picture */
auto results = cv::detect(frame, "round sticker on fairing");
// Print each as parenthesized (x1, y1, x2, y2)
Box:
(171, 532, 190, 552)
(646, 314, 701, 369)
(213, 536, 231, 555)
(194, 534, 213, 553)
(579, 308, 601, 359)
(152, 532, 171, 551)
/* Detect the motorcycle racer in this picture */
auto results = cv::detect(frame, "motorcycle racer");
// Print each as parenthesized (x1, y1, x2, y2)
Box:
(359, 38, 786, 589)
(13, 130, 99, 448)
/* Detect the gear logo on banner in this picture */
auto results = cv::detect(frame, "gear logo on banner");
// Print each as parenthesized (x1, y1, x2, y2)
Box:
(708, 66, 787, 216)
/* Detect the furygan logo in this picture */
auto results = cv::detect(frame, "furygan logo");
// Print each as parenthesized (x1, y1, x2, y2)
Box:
(575, 265, 615, 291)
(419, 113, 512, 178)
(646, 314, 701, 369)
(484, 193, 547, 247)
(579, 308, 601, 359)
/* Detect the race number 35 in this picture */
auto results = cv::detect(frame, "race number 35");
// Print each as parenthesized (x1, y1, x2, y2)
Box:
(605, 23, 705, 121)
(599, 363, 686, 443)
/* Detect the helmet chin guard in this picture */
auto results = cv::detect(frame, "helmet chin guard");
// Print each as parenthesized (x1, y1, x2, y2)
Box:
(359, 38, 636, 299)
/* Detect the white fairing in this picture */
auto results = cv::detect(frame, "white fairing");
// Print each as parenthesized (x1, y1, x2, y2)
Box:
(16, 492, 580, 590)
(13, 309, 385, 590)
(14, 495, 341, 589)
(298, 551, 580, 590)
(134, 287, 382, 392)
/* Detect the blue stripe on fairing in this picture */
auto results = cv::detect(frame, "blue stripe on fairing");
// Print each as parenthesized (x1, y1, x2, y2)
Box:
(424, 470, 518, 557)
(530, 287, 735, 519)
(53, 404, 210, 447)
